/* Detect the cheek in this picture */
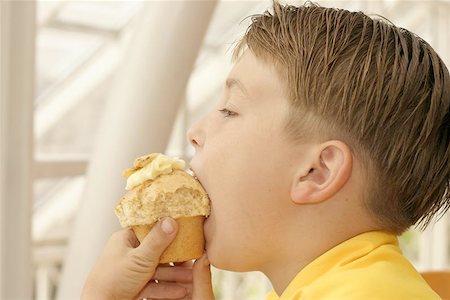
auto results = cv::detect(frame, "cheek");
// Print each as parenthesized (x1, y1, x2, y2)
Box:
(202, 134, 293, 269)
(206, 144, 289, 232)
(205, 120, 290, 207)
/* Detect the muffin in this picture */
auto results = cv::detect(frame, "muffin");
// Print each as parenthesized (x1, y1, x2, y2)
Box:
(114, 153, 210, 263)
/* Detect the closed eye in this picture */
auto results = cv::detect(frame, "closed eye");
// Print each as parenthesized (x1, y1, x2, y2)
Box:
(218, 108, 238, 118)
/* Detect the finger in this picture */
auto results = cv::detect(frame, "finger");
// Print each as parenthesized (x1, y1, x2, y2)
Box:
(132, 218, 178, 270)
(127, 228, 141, 248)
(135, 281, 187, 299)
(176, 281, 193, 299)
(174, 260, 194, 268)
(151, 266, 193, 283)
(160, 260, 193, 268)
(192, 254, 215, 300)
(159, 263, 172, 267)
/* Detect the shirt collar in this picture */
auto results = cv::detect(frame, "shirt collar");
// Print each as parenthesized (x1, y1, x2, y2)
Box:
(269, 230, 399, 299)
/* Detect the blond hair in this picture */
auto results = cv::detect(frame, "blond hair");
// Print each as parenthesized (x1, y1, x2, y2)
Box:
(233, 1, 450, 234)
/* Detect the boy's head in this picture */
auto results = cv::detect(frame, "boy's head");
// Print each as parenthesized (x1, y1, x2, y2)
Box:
(187, 1, 450, 272)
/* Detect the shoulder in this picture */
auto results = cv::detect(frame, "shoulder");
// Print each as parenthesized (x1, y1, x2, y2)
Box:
(278, 251, 440, 299)
(268, 234, 441, 300)
(299, 263, 441, 300)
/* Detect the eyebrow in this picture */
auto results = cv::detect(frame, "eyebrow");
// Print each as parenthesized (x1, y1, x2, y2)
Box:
(225, 78, 248, 95)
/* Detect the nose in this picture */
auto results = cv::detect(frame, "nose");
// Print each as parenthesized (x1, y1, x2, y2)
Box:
(186, 118, 205, 150)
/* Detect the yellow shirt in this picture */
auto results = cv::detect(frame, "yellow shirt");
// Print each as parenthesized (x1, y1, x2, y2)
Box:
(266, 231, 440, 300)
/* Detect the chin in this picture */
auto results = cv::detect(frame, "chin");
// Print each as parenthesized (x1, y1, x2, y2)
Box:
(204, 244, 228, 270)
(205, 246, 256, 272)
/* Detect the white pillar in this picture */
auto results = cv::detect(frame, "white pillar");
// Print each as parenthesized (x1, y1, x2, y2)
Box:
(57, 1, 217, 299)
(0, 1, 36, 299)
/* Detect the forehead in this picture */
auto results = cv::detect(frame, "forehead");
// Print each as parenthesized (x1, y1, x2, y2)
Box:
(227, 50, 287, 101)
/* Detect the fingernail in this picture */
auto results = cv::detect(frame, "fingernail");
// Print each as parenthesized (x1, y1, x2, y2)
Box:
(161, 218, 174, 234)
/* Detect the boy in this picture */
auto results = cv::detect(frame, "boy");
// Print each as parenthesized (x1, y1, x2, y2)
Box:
(82, 1, 449, 299)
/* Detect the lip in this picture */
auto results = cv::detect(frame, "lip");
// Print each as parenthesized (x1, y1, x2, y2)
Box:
(186, 167, 197, 179)
(186, 163, 202, 184)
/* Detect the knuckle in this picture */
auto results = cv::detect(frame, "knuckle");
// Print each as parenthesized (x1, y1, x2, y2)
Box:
(128, 250, 159, 271)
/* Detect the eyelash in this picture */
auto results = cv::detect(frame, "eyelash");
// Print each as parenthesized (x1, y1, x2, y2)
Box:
(218, 108, 237, 118)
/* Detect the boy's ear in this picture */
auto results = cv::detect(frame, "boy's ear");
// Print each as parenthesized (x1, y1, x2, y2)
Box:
(290, 140, 353, 205)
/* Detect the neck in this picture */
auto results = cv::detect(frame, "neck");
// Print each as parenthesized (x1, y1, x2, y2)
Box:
(261, 204, 379, 296)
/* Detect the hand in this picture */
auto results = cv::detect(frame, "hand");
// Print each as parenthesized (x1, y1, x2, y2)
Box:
(192, 253, 215, 299)
(136, 260, 194, 299)
(138, 253, 215, 300)
(82, 217, 188, 300)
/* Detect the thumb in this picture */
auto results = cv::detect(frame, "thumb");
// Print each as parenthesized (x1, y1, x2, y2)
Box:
(133, 217, 178, 268)
(192, 253, 215, 300)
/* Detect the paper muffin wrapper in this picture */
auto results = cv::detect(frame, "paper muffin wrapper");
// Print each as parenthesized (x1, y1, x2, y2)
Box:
(132, 215, 205, 263)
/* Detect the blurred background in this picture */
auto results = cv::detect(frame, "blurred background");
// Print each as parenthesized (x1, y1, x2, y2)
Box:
(1, 0, 449, 299)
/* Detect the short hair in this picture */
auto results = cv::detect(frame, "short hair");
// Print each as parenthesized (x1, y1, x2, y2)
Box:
(232, 1, 450, 234)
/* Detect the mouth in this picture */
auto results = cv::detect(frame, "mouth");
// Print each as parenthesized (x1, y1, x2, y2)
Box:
(187, 166, 206, 191)
(187, 166, 211, 218)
